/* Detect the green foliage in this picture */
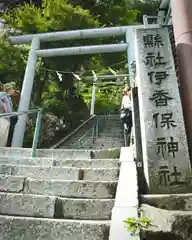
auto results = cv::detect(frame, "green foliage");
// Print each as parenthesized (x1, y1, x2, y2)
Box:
(68, 0, 139, 26)
(0, 0, 160, 147)
(128, 0, 160, 23)
(124, 216, 152, 236)
(0, 39, 25, 86)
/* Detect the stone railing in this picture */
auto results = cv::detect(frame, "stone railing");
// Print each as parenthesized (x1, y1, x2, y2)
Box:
(109, 147, 140, 240)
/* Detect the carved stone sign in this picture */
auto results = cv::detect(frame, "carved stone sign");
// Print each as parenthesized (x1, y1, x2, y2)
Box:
(135, 28, 192, 193)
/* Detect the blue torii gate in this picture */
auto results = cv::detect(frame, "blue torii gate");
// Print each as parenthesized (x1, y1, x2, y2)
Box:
(8, 24, 158, 147)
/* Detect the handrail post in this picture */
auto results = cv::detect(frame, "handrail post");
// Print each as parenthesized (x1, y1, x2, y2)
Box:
(96, 123, 99, 138)
(92, 127, 95, 143)
(32, 109, 42, 157)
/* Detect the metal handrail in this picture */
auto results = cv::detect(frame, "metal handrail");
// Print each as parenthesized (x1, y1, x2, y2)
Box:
(77, 113, 108, 147)
(50, 114, 96, 149)
(0, 109, 41, 118)
(0, 108, 42, 157)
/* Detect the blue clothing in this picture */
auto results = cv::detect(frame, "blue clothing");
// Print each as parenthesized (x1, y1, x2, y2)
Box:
(0, 92, 13, 113)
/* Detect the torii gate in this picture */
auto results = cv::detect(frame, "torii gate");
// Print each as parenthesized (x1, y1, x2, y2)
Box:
(8, 24, 158, 147)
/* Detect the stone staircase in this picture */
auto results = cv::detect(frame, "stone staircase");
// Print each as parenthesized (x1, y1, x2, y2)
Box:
(59, 115, 124, 150)
(0, 147, 120, 240)
(57, 115, 100, 149)
(89, 115, 124, 149)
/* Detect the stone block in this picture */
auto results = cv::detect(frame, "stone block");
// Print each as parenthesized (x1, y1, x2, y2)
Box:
(0, 193, 55, 218)
(141, 193, 192, 211)
(57, 198, 114, 220)
(0, 165, 80, 180)
(0, 176, 24, 192)
(109, 207, 139, 240)
(0, 216, 110, 240)
(141, 204, 192, 240)
(24, 179, 117, 199)
(94, 148, 121, 159)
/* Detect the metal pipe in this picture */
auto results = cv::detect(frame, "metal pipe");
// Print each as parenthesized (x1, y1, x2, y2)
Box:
(90, 73, 97, 116)
(36, 44, 128, 58)
(143, 15, 148, 28)
(171, 0, 192, 162)
(32, 110, 42, 158)
(12, 37, 40, 147)
(92, 127, 95, 143)
(9, 26, 132, 45)
(96, 124, 99, 138)
(165, 4, 171, 25)
(95, 81, 125, 85)
(84, 74, 129, 81)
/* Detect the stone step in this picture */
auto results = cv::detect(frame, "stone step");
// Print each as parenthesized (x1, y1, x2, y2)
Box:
(0, 157, 120, 168)
(0, 177, 118, 199)
(24, 179, 117, 199)
(69, 138, 124, 145)
(78, 143, 124, 150)
(0, 192, 114, 220)
(0, 215, 110, 240)
(61, 117, 100, 146)
(54, 159, 120, 168)
(0, 157, 53, 166)
(64, 145, 123, 150)
(101, 135, 123, 138)
(0, 165, 119, 181)
(0, 165, 80, 180)
(0, 147, 120, 159)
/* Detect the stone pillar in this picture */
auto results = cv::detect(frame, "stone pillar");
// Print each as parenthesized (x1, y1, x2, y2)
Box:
(170, 0, 192, 162)
(132, 87, 147, 194)
(135, 27, 191, 194)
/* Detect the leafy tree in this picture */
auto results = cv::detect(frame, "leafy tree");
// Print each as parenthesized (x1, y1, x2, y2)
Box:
(128, 0, 160, 23)
(2, 0, 99, 110)
(0, 39, 25, 87)
(68, 0, 138, 26)
(0, 0, 159, 147)
(0, 0, 100, 146)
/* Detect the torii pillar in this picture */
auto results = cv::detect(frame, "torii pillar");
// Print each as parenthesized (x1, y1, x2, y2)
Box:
(171, 0, 192, 162)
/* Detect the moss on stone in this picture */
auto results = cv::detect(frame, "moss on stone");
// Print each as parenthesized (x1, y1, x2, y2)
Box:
(144, 197, 186, 211)
(107, 183, 117, 198)
(172, 215, 192, 239)
(141, 231, 182, 240)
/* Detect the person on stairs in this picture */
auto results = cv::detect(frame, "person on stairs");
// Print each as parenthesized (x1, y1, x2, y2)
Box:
(0, 86, 10, 146)
(0, 82, 20, 147)
(120, 86, 132, 146)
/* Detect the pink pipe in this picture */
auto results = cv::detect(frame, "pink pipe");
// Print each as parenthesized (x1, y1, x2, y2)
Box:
(171, 0, 192, 161)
